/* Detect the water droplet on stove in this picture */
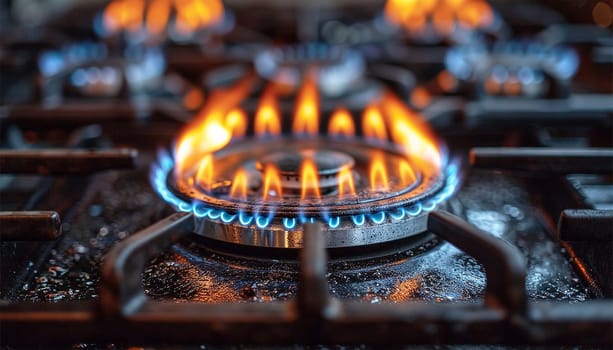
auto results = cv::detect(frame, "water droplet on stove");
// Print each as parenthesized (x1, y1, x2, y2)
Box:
(48, 266, 67, 277)
(88, 204, 103, 217)
(47, 291, 66, 302)
(98, 226, 109, 237)
(74, 244, 88, 254)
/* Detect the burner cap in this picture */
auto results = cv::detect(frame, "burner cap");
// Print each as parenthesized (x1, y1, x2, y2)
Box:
(255, 149, 355, 191)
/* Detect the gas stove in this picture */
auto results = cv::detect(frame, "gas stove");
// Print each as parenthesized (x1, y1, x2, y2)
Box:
(1, 0, 612, 348)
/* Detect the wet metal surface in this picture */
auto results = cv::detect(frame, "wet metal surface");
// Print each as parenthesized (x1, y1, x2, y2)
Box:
(12, 171, 165, 302)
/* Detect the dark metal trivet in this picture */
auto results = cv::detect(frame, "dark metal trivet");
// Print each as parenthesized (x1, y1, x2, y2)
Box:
(1, 210, 612, 346)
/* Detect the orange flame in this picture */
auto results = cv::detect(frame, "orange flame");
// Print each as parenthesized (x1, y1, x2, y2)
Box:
(399, 160, 417, 186)
(146, 0, 171, 36)
(229, 168, 249, 201)
(337, 167, 356, 197)
(255, 86, 282, 137)
(503, 78, 521, 96)
(384, 0, 419, 26)
(183, 87, 204, 110)
(174, 0, 224, 34)
(195, 154, 214, 191)
(370, 152, 390, 191)
(104, 0, 224, 37)
(104, 0, 144, 33)
(328, 108, 355, 137)
(128, 0, 144, 32)
(262, 165, 283, 200)
(300, 158, 321, 200)
(380, 92, 441, 172)
(224, 108, 248, 138)
(384, 0, 493, 35)
(437, 70, 457, 92)
(404, 12, 427, 33)
(457, 1, 493, 28)
(293, 74, 319, 136)
(174, 74, 255, 178)
(362, 104, 388, 141)
(484, 76, 501, 95)
(410, 87, 431, 110)
(432, 7, 455, 35)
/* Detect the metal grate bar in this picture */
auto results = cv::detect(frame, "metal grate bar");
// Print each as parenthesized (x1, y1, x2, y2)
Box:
(558, 209, 613, 241)
(428, 211, 527, 315)
(470, 147, 613, 174)
(0, 148, 139, 175)
(99, 211, 193, 316)
(1, 211, 612, 346)
(0, 211, 62, 241)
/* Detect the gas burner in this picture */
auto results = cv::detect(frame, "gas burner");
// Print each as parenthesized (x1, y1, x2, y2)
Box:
(445, 40, 579, 98)
(383, 0, 498, 43)
(38, 41, 108, 78)
(38, 44, 166, 99)
(94, 0, 233, 43)
(254, 43, 365, 97)
(152, 76, 459, 249)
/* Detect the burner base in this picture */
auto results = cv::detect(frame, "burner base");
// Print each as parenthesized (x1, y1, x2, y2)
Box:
(192, 210, 431, 248)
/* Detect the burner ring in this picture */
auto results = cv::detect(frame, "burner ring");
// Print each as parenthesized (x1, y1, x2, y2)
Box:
(193, 209, 433, 248)
(168, 137, 444, 218)
(153, 137, 460, 248)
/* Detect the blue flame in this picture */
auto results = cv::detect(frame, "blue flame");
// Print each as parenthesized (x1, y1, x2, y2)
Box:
(368, 212, 386, 224)
(255, 215, 271, 228)
(328, 216, 341, 229)
(389, 208, 405, 221)
(351, 214, 366, 226)
(239, 211, 254, 225)
(39, 41, 108, 77)
(151, 152, 461, 231)
(283, 217, 297, 229)
(221, 212, 237, 223)
(445, 41, 579, 84)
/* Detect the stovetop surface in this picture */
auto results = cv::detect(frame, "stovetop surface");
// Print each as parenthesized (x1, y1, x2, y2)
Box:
(3, 164, 592, 304)
(1, 0, 612, 348)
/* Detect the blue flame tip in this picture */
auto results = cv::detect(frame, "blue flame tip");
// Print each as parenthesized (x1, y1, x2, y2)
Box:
(283, 217, 297, 229)
(255, 216, 271, 228)
(238, 212, 254, 226)
(328, 216, 341, 229)
(351, 214, 366, 226)
(221, 212, 237, 223)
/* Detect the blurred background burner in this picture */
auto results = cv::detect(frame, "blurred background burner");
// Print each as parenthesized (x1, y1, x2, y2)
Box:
(445, 40, 580, 98)
(95, 0, 232, 44)
(254, 43, 365, 97)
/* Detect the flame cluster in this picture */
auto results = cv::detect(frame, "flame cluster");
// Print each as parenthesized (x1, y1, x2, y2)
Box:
(384, 0, 494, 36)
(103, 0, 224, 37)
(173, 74, 443, 204)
